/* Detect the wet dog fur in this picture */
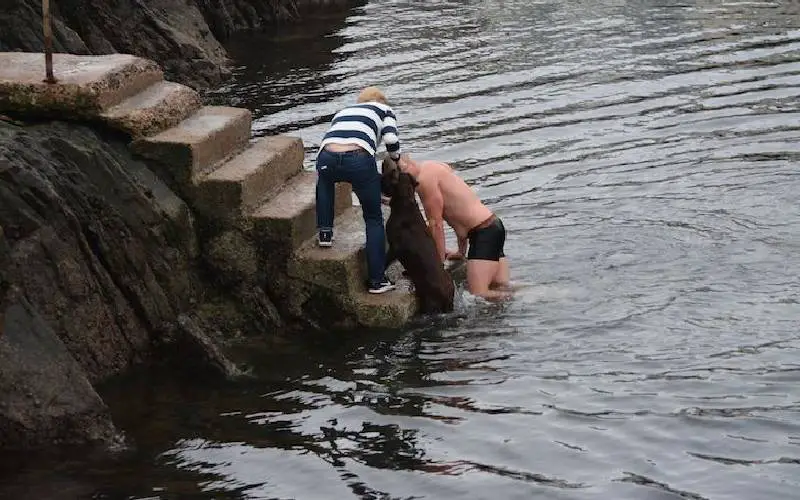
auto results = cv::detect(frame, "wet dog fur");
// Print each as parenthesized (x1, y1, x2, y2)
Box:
(381, 159, 455, 314)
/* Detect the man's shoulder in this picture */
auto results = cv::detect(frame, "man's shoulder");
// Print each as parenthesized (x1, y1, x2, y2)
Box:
(419, 160, 453, 173)
(419, 160, 451, 172)
(414, 167, 440, 194)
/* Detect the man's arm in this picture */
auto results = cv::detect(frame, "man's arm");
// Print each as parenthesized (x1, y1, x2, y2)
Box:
(418, 182, 447, 263)
(445, 231, 468, 260)
(457, 232, 468, 258)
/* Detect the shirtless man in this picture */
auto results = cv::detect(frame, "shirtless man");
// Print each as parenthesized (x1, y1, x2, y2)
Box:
(395, 154, 512, 301)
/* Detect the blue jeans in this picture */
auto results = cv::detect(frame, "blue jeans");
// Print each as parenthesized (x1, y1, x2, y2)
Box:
(316, 149, 386, 284)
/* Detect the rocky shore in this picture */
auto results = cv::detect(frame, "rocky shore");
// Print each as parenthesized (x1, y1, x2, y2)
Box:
(0, 0, 371, 455)
(0, 119, 266, 451)
(0, 0, 365, 89)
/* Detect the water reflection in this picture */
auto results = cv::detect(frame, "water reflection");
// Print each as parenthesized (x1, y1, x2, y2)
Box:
(205, 9, 360, 135)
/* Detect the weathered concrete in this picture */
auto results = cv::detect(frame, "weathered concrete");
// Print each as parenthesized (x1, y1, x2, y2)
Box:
(99, 81, 203, 139)
(130, 106, 253, 181)
(350, 284, 418, 329)
(252, 171, 352, 249)
(205, 230, 260, 285)
(289, 205, 370, 294)
(0, 53, 162, 117)
(194, 135, 304, 221)
(289, 206, 419, 328)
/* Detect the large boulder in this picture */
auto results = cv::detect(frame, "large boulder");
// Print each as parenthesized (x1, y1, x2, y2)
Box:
(0, 0, 366, 89)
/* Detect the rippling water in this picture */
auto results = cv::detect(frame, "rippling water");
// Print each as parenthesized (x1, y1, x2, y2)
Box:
(5, 0, 800, 498)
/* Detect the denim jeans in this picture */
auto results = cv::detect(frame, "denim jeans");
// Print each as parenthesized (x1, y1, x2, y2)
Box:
(316, 148, 386, 284)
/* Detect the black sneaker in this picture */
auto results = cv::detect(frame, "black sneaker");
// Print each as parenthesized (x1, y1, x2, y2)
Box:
(368, 278, 396, 294)
(318, 230, 333, 248)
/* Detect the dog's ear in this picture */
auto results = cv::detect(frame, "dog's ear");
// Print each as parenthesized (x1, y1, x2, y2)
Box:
(382, 156, 398, 176)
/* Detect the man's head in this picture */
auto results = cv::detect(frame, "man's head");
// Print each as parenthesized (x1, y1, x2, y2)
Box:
(357, 86, 388, 105)
(396, 153, 418, 176)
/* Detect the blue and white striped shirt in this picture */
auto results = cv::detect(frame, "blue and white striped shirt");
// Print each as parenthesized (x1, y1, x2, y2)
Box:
(319, 102, 401, 159)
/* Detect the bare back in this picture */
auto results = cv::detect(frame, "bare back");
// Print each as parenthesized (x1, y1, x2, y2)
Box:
(416, 161, 493, 238)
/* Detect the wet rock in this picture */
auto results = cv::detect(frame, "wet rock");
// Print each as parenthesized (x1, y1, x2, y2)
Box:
(0, 119, 264, 450)
(0, 121, 203, 380)
(170, 314, 242, 379)
(0, 0, 366, 89)
(204, 230, 260, 287)
(0, 295, 122, 450)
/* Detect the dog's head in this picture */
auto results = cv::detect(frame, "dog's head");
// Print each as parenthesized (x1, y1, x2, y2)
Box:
(381, 159, 418, 200)
(380, 157, 400, 197)
(395, 171, 419, 199)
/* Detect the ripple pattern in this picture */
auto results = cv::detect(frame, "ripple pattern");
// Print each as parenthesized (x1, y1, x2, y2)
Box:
(78, 0, 800, 498)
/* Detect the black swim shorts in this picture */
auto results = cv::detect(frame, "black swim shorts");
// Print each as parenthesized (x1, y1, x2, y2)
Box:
(467, 215, 506, 261)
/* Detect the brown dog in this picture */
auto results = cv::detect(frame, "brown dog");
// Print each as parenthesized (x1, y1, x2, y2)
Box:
(381, 159, 455, 314)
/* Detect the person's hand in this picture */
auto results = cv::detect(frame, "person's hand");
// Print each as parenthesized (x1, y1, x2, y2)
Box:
(445, 249, 464, 260)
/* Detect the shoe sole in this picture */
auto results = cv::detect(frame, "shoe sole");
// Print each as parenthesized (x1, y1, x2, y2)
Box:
(368, 286, 396, 294)
(318, 242, 333, 248)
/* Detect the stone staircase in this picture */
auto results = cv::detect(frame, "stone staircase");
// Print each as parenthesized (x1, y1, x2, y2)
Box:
(0, 52, 417, 330)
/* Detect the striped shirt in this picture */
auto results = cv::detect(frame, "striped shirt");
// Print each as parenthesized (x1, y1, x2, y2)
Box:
(319, 102, 401, 159)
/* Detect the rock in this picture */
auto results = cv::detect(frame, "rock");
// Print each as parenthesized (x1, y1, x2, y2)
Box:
(0, 118, 280, 451)
(0, 0, 367, 89)
(0, 121, 200, 380)
(171, 314, 242, 379)
(0, 295, 123, 450)
(204, 230, 260, 286)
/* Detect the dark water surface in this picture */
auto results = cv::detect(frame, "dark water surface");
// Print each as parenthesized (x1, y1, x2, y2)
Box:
(5, 0, 800, 498)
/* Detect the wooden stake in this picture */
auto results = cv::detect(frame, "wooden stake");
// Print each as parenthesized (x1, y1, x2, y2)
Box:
(42, 0, 57, 83)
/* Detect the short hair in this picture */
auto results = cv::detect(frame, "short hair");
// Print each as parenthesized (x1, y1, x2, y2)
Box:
(357, 86, 388, 104)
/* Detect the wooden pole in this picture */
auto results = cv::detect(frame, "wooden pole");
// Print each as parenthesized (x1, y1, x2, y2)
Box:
(42, 0, 57, 83)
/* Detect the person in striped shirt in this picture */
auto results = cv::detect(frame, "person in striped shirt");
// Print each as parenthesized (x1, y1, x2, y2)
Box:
(315, 86, 402, 294)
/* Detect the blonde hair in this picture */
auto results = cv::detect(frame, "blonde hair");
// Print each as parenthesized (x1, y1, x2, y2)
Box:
(357, 86, 388, 104)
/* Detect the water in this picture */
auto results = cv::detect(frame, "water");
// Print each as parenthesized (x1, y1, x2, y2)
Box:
(4, 0, 800, 498)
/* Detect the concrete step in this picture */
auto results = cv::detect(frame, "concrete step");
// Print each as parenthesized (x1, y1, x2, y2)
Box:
(130, 105, 252, 182)
(0, 52, 163, 116)
(99, 81, 203, 138)
(194, 135, 304, 222)
(251, 171, 352, 250)
(288, 206, 369, 294)
(350, 286, 418, 329)
(289, 205, 418, 328)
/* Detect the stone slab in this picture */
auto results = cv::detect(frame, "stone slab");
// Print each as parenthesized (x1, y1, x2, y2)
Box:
(288, 205, 382, 293)
(251, 171, 352, 250)
(0, 52, 162, 116)
(194, 135, 304, 221)
(130, 105, 252, 181)
(99, 81, 202, 138)
(289, 205, 418, 329)
(350, 286, 418, 329)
